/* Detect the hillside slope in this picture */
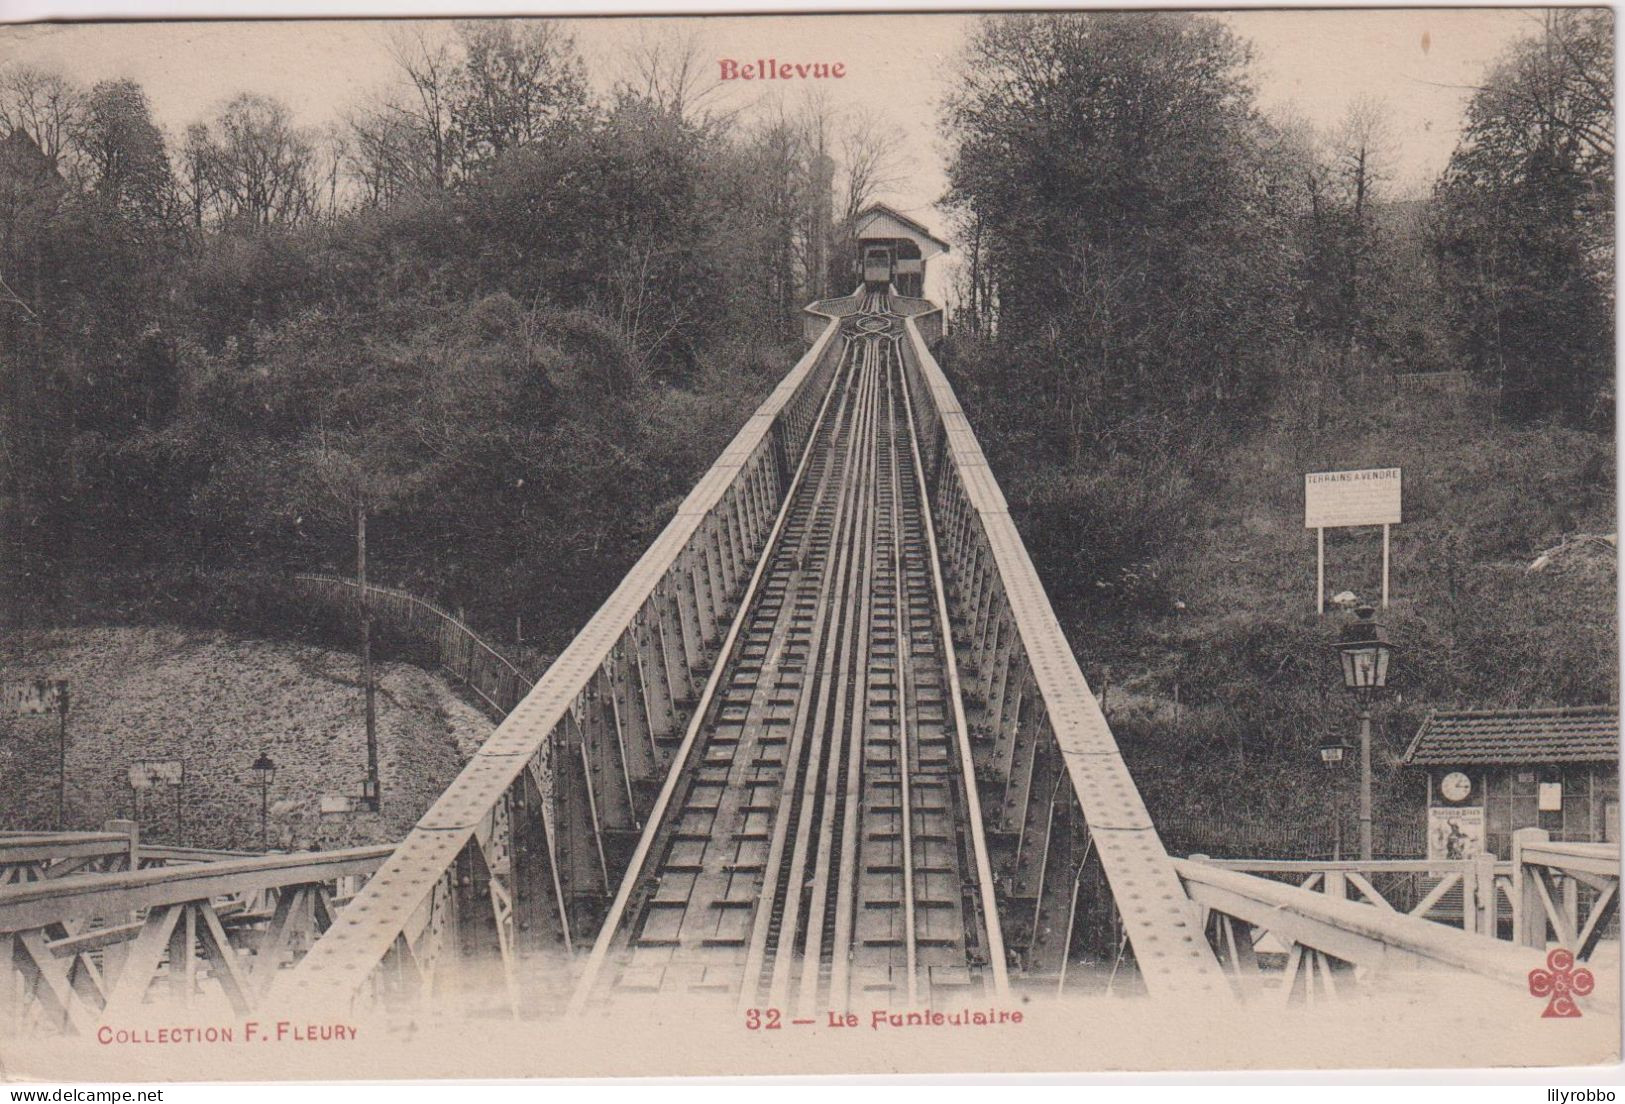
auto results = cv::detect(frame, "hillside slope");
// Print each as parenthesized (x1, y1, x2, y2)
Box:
(0, 627, 492, 850)
(1053, 377, 1617, 856)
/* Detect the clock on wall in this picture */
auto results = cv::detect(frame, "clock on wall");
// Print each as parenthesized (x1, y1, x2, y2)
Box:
(1439, 771, 1472, 803)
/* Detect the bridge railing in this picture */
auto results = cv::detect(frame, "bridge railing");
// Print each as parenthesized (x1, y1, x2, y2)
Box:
(137, 845, 263, 867)
(0, 831, 137, 885)
(275, 303, 853, 1015)
(896, 315, 1230, 998)
(888, 294, 943, 345)
(1179, 837, 1619, 1004)
(1512, 829, 1620, 961)
(1188, 856, 1514, 936)
(0, 846, 392, 1035)
(1168, 857, 1605, 1006)
(0, 823, 259, 885)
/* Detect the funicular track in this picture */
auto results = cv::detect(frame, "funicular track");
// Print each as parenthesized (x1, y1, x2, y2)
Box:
(7, 282, 1593, 1038)
(228, 279, 1246, 1028)
(570, 291, 1005, 1013)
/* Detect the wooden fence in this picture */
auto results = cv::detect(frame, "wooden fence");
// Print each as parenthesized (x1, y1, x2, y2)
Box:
(292, 574, 533, 718)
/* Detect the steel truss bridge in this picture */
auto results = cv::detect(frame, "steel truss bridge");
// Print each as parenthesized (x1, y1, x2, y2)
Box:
(1, 290, 1617, 1034)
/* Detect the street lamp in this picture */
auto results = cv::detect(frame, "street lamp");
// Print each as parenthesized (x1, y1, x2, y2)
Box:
(251, 751, 276, 850)
(1318, 736, 1354, 860)
(1332, 604, 1397, 860)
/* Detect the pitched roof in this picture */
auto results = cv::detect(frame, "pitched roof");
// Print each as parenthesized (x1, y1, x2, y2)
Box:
(0, 128, 59, 181)
(1403, 705, 1619, 766)
(852, 203, 951, 252)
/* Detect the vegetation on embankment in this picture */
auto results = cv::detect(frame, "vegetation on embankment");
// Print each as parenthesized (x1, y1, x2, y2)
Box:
(941, 333, 1616, 854)
(0, 626, 491, 848)
(935, 11, 1614, 855)
(2, 24, 885, 652)
(1086, 372, 1612, 854)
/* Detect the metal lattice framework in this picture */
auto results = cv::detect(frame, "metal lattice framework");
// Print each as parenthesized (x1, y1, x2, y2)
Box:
(262, 298, 1228, 1014)
(1, 846, 392, 1033)
(274, 305, 852, 1014)
(2, 298, 1618, 1033)
(897, 308, 1228, 997)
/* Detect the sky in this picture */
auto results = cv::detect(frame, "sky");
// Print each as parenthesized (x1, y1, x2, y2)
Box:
(0, 9, 1540, 299)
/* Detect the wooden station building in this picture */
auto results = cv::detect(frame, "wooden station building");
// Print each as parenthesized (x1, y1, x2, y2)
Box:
(852, 203, 950, 299)
(1404, 705, 1619, 860)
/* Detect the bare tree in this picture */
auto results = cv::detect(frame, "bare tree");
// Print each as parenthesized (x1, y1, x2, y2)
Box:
(829, 105, 907, 293)
(0, 64, 82, 169)
(377, 25, 459, 190)
(796, 90, 836, 299)
(346, 26, 462, 204)
(1331, 95, 1393, 225)
(346, 104, 417, 207)
(316, 122, 349, 220)
(620, 24, 732, 128)
(177, 122, 211, 232)
(836, 106, 907, 226)
(950, 207, 998, 335)
(1327, 96, 1394, 362)
(745, 95, 809, 320)
(185, 93, 321, 228)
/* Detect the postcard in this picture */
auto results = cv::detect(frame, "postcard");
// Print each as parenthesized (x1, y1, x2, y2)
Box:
(0, 6, 1617, 1082)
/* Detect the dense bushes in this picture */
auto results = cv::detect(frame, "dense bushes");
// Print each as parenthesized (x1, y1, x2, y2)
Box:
(1, 27, 834, 646)
(1087, 375, 1615, 842)
(932, 12, 1613, 845)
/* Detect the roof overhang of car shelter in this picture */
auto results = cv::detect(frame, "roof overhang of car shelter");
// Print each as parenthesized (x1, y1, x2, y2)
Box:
(852, 203, 951, 262)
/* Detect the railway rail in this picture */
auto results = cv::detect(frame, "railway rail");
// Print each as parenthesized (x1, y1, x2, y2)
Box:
(569, 290, 1004, 1013)
(18, 284, 1601, 1036)
(253, 282, 1231, 1019)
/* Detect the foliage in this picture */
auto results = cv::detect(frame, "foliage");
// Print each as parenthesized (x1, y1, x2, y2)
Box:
(0, 21, 871, 641)
(77, 80, 177, 226)
(182, 94, 325, 229)
(943, 12, 1294, 437)
(0, 9, 1612, 851)
(935, 11, 1615, 842)
(1433, 9, 1613, 425)
(1108, 375, 1615, 838)
(451, 20, 591, 166)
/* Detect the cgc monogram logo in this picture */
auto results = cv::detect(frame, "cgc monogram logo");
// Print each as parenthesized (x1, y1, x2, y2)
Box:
(1527, 948, 1595, 1018)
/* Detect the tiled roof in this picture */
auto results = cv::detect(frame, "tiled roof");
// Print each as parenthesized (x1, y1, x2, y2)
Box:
(1404, 705, 1619, 766)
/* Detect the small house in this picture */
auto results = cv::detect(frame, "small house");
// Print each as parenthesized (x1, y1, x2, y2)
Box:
(1403, 705, 1619, 860)
(851, 203, 950, 299)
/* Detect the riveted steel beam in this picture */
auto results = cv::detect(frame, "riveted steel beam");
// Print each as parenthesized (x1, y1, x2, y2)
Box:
(275, 307, 852, 1014)
(897, 315, 1230, 1002)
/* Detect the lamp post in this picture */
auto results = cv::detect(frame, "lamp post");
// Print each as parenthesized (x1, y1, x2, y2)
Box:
(55, 683, 70, 831)
(251, 751, 276, 850)
(1332, 604, 1397, 861)
(357, 506, 380, 813)
(1318, 736, 1353, 861)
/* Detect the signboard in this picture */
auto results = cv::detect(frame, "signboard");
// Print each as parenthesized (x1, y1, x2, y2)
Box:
(1538, 781, 1563, 812)
(320, 793, 357, 815)
(1304, 468, 1403, 529)
(128, 759, 184, 790)
(4, 679, 67, 716)
(1303, 468, 1402, 613)
(1428, 805, 1486, 861)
